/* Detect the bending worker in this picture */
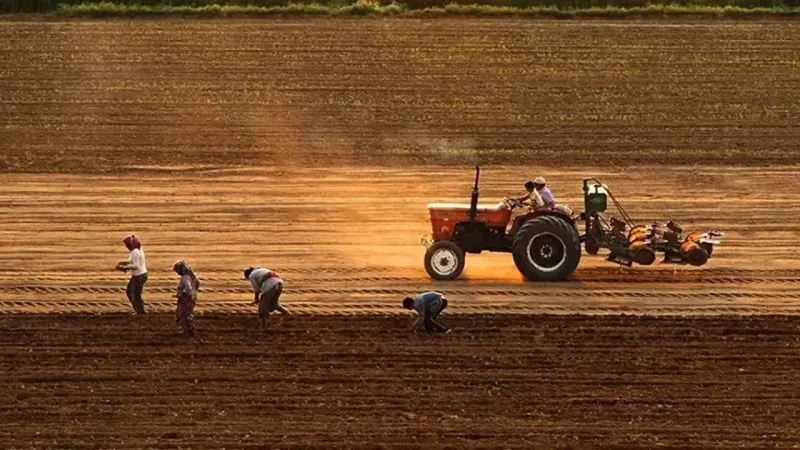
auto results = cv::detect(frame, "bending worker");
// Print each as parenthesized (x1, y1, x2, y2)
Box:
(402, 291, 451, 334)
(245, 266, 290, 331)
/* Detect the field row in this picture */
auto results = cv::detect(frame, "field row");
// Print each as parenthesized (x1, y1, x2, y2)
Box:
(2, 314, 800, 448)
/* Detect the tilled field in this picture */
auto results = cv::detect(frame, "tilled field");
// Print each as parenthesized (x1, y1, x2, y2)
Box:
(0, 166, 798, 315)
(2, 314, 800, 448)
(2, 19, 800, 172)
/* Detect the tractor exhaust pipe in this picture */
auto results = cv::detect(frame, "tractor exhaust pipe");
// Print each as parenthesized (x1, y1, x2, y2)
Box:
(469, 166, 480, 221)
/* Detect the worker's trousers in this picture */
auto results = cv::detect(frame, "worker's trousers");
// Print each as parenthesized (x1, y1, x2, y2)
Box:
(424, 299, 449, 333)
(176, 294, 196, 337)
(126, 273, 148, 314)
(258, 282, 287, 329)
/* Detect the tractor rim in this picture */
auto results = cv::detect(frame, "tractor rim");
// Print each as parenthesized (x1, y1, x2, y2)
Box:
(431, 248, 458, 276)
(527, 231, 567, 273)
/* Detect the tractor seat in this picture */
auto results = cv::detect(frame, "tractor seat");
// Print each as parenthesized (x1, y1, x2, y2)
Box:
(427, 202, 506, 213)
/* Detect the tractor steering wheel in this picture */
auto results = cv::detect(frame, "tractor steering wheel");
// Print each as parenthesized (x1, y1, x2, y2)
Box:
(503, 198, 524, 210)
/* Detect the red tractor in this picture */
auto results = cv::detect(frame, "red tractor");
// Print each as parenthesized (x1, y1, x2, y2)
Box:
(422, 167, 581, 281)
(422, 167, 722, 281)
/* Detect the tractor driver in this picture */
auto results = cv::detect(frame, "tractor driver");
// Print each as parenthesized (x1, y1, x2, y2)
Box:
(508, 181, 545, 236)
(513, 180, 545, 209)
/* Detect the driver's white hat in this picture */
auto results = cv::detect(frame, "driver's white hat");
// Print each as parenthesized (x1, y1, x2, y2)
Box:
(534, 176, 546, 185)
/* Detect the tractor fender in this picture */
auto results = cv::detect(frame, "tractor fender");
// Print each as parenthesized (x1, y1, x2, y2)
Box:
(530, 209, 576, 225)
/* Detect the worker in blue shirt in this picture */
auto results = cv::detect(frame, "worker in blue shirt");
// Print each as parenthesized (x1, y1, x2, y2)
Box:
(402, 291, 450, 334)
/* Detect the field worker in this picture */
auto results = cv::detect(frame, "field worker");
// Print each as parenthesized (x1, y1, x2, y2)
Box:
(116, 234, 148, 315)
(534, 177, 555, 208)
(173, 260, 199, 337)
(402, 291, 451, 334)
(244, 266, 290, 331)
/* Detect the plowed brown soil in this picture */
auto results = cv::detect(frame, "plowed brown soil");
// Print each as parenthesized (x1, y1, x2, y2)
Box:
(2, 19, 800, 172)
(2, 314, 800, 448)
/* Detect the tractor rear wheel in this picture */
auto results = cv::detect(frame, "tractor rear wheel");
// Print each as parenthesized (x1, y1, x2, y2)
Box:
(512, 215, 581, 281)
(424, 241, 466, 281)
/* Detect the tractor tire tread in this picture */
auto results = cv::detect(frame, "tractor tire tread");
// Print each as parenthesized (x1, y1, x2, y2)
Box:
(512, 215, 581, 282)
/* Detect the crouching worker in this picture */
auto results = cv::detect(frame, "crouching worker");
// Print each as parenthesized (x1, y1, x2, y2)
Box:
(402, 291, 451, 334)
(173, 260, 199, 337)
(245, 266, 290, 331)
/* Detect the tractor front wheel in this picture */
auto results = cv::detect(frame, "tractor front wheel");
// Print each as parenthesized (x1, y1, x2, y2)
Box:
(512, 216, 581, 281)
(424, 241, 466, 281)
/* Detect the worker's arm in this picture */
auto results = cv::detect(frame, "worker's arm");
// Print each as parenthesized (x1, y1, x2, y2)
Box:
(117, 252, 138, 271)
(409, 316, 421, 332)
(250, 277, 261, 303)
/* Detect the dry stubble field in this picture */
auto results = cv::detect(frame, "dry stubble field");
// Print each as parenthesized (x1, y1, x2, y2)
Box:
(1, 17, 800, 447)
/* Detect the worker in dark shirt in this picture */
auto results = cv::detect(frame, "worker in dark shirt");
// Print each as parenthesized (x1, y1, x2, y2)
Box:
(402, 291, 450, 334)
(173, 260, 199, 338)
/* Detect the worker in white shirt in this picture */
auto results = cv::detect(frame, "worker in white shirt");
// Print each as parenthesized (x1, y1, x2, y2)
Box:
(116, 234, 148, 315)
(244, 266, 290, 331)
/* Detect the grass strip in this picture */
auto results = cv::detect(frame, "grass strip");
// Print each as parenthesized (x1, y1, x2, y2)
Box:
(53, 1, 800, 17)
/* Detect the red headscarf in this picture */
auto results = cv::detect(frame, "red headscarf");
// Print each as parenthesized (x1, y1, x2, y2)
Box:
(122, 234, 141, 251)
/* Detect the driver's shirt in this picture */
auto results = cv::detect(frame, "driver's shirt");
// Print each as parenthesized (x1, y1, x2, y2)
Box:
(528, 189, 545, 210)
